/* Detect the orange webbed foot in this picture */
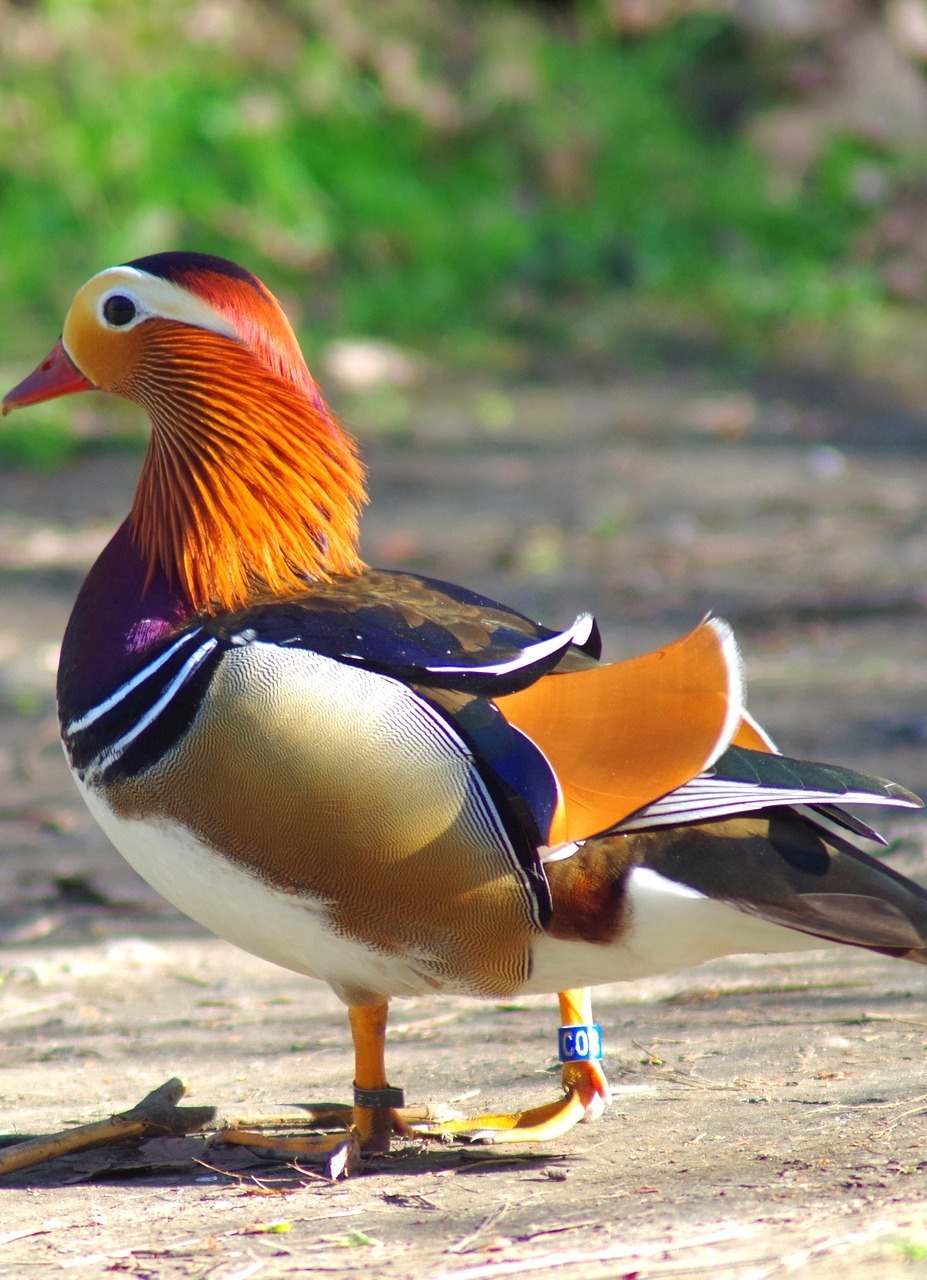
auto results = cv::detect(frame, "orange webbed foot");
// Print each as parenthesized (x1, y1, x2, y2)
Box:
(411, 988, 610, 1144)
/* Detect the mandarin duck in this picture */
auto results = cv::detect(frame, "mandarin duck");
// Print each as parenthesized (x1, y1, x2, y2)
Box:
(5, 251, 927, 1156)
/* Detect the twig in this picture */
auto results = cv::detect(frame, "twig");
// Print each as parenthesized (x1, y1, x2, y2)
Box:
(0, 1218, 64, 1246)
(223, 1102, 441, 1130)
(513, 1220, 598, 1244)
(457, 1149, 569, 1166)
(0, 1077, 216, 1177)
(0, 997, 73, 1025)
(432, 1225, 755, 1280)
(447, 1203, 510, 1254)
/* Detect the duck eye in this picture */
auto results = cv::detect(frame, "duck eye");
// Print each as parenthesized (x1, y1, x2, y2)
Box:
(102, 294, 137, 327)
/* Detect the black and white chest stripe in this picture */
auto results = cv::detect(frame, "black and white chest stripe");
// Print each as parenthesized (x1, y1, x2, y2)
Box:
(63, 628, 221, 785)
(61, 609, 583, 802)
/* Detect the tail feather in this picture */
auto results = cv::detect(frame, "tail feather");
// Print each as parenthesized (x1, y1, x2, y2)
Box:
(542, 810, 927, 970)
(634, 809, 927, 962)
(799, 803, 889, 847)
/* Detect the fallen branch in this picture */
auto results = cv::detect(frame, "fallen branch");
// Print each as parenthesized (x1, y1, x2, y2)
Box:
(0, 1077, 216, 1177)
(213, 1129, 362, 1179)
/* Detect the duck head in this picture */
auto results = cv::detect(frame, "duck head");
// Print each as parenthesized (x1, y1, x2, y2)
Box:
(3, 252, 367, 614)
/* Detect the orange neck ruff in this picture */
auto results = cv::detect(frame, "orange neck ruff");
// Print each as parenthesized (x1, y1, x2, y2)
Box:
(124, 322, 366, 615)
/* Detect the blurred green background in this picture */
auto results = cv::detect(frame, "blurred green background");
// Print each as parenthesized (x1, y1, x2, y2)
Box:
(3, 0, 927, 462)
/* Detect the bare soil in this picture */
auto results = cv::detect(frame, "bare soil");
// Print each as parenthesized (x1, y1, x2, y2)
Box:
(3, 366, 927, 1278)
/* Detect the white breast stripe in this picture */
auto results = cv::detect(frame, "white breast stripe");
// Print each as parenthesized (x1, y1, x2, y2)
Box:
(66, 628, 205, 735)
(85, 637, 218, 779)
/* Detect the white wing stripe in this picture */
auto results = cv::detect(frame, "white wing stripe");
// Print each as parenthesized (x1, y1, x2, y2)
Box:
(619, 773, 912, 830)
(424, 613, 594, 678)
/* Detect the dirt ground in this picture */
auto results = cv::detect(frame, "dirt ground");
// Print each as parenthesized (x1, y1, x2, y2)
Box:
(4, 364, 927, 1278)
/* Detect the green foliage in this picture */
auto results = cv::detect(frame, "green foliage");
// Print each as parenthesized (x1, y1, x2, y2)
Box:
(895, 1236, 927, 1261)
(0, 402, 76, 468)
(0, 0, 899, 381)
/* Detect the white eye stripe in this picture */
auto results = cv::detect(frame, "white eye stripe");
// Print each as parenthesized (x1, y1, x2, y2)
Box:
(77, 266, 241, 342)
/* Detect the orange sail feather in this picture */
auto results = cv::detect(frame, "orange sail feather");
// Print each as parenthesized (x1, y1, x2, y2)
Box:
(496, 617, 743, 845)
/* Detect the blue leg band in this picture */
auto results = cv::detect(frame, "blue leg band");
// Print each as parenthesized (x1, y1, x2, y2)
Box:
(558, 1024, 603, 1063)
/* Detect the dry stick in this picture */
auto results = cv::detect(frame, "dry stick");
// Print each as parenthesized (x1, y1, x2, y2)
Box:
(433, 1226, 756, 1280)
(218, 1129, 347, 1155)
(214, 1128, 363, 1179)
(223, 1102, 442, 1130)
(447, 1203, 510, 1255)
(0, 1077, 216, 1177)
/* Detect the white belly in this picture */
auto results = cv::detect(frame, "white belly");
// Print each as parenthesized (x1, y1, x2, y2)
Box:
(76, 779, 452, 1003)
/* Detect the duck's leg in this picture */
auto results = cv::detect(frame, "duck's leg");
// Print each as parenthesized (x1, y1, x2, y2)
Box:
(411, 987, 610, 1144)
(348, 1002, 412, 1152)
(556, 986, 611, 1120)
(220, 1000, 411, 1156)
